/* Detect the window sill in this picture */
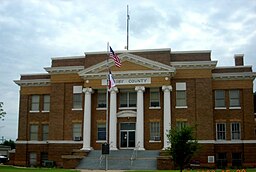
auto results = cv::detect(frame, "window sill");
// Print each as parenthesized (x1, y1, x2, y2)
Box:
(42, 111, 50, 113)
(96, 107, 107, 110)
(29, 110, 40, 113)
(96, 140, 107, 143)
(149, 107, 161, 110)
(175, 106, 188, 109)
(149, 140, 161, 143)
(229, 107, 241, 110)
(214, 107, 227, 110)
(119, 107, 137, 110)
(72, 108, 83, 111)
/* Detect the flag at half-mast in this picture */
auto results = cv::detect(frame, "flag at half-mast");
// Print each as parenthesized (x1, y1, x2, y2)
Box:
(108, 71, 116, 89)
(109, 46, 121, 68)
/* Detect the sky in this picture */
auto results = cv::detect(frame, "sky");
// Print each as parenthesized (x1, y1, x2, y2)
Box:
(0, 0, 255, 141)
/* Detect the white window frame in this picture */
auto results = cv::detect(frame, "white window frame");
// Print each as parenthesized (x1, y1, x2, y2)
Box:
(72, 86, 83, 110)
(30, 95, 40, 112)
(149, 88, 160, 108)
(97, 123, 106, 141)
(229, 90, 240, 109)
(43, 95, 50, 112)
(30, 124, 38, 141)
(216, 123, 226, 140)
(175, 82, 187, 108)
(215, 90, 226, 109)
(231, 122, 241, 140)
(97, 90, 106, 109)
(119, 90, 137, 109)
(73, 123, 82, 141)
(42, 124, 49, 141)
(149, 122, 160, 142)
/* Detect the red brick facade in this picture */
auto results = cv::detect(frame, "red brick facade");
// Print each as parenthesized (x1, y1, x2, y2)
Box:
(14, 49, 256, 169)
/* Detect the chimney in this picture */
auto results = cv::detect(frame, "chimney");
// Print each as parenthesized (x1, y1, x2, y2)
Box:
(234, 54, 244, 66)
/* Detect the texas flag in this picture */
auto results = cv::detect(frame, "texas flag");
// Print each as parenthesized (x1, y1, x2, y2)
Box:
(108, 71, 116, 89)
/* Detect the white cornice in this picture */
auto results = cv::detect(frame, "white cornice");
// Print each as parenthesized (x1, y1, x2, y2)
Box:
(14, 79, 50, 86)
(170, 61, 217, 69)
(81, 70, 174, 80)
(171, 50, 211, 54)
(215, 65, 252, 69)
(212, 72, 256, 80)
(44, 66, 84, 74)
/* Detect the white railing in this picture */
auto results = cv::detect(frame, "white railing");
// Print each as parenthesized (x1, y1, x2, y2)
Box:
(130, 141, 140, 166)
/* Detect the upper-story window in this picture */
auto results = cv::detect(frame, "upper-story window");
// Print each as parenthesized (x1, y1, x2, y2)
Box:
(73, 86, 83, 110)
(176, 82, 187, 107)
(97, 90, 106, 108)
(120, 89, 136, 108)
(231, 122, 241, 140)
(150, 88, 160, 107)
(216, 123, 226, 140)
(43, 95, 50, 112)
(31, 95, 40, 112)
(42, 124, 49, 141)
(215, 90, 225, 108)
(229, 90, 240, 108)
(30, 124, 38, 140)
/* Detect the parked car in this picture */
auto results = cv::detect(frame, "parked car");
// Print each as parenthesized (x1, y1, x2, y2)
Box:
(0, 155, 8, 163)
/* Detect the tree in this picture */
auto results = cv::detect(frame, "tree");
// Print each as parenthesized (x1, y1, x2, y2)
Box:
(0, 102, 6, 121)
(166, 126, 199, 172)
(2, 139, 16, 149)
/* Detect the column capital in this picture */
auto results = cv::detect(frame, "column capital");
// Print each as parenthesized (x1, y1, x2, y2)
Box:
(109, 87, 118, 93)
(135, 86, 145, 92)
(162, 85, 172, 92)
(83, 87, 94, 94)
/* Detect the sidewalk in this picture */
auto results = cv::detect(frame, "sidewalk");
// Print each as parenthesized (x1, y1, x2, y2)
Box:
(79, 170, 124, 172)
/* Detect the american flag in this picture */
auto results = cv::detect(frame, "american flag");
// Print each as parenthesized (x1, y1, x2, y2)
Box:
(109, 46, 121, 68)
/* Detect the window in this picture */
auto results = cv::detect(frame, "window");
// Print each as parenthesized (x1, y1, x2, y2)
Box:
(31, 95, 40, 111)
(42, 124, 49, 141)
(216, 153, 227, 169)
(150, 122, 160, 141)
(29, 152, 37, 166)
(120, 90, 136, 108)
(215, 90, 225, 108)
(97, 90, 106, 108)
(150, 88, 160, 107)
(176, 82, 187, 107)
(176, 121, 187, 131)
(232, 152, 242, 167)
(30, 124, 38, 140)
(73, 123, 82, 140)
(73, 86, 83, 109)
(216, 123, 226, 140)
(229, 90, 240, 107)
(97, 123, 106, 141)
(231, 122, 241, 140)
(41, 152, 48, 166)
(43, 95, 50, 111)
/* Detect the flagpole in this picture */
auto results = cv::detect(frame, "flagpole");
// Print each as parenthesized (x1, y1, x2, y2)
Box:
(105, 42, 110, 171)
(126, 5, 129, 50)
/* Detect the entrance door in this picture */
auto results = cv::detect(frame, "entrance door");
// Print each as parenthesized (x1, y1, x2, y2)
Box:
(120, 123, 136, 148)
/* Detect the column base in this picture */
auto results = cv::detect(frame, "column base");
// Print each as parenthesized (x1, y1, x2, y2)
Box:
(137, 147, 145, 151)
(80, 147, 93, 151)
(110, 147, 118, 150)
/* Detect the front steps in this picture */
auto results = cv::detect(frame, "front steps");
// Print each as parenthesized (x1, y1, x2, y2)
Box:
(76, 149, 159, 170)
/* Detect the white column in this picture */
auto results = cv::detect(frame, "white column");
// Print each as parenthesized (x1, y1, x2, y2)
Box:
(135, 86, 145, 150)
(162, 85, 172, 149)
(109, 87, 118, 150)
(81, 87, 93, 150)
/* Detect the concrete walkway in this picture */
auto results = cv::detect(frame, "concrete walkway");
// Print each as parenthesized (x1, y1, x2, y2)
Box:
(79, 170, 124, 172)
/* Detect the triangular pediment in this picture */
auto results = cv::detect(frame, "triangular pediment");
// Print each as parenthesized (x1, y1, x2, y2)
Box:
(78, 53, 176, 79)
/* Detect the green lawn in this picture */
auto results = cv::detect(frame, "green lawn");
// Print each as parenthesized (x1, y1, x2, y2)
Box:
(0, 165, 79, 172)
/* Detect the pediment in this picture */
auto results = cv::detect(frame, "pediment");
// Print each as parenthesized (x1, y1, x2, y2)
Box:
(78, 53, 176, 79)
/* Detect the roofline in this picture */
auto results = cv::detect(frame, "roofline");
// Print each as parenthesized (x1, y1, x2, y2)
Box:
(215, 65, 252, 69)
(171, 50, 211, 54)
(20, 73, 50, 76)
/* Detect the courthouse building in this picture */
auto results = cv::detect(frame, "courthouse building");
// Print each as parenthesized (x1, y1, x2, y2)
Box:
(14, 48, 256, 168)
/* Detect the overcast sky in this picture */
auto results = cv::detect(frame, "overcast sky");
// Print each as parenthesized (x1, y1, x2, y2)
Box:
(0, 0, 255, 141)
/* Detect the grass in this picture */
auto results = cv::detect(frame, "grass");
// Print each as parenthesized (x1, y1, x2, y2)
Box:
(0, 165, 79, 172)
